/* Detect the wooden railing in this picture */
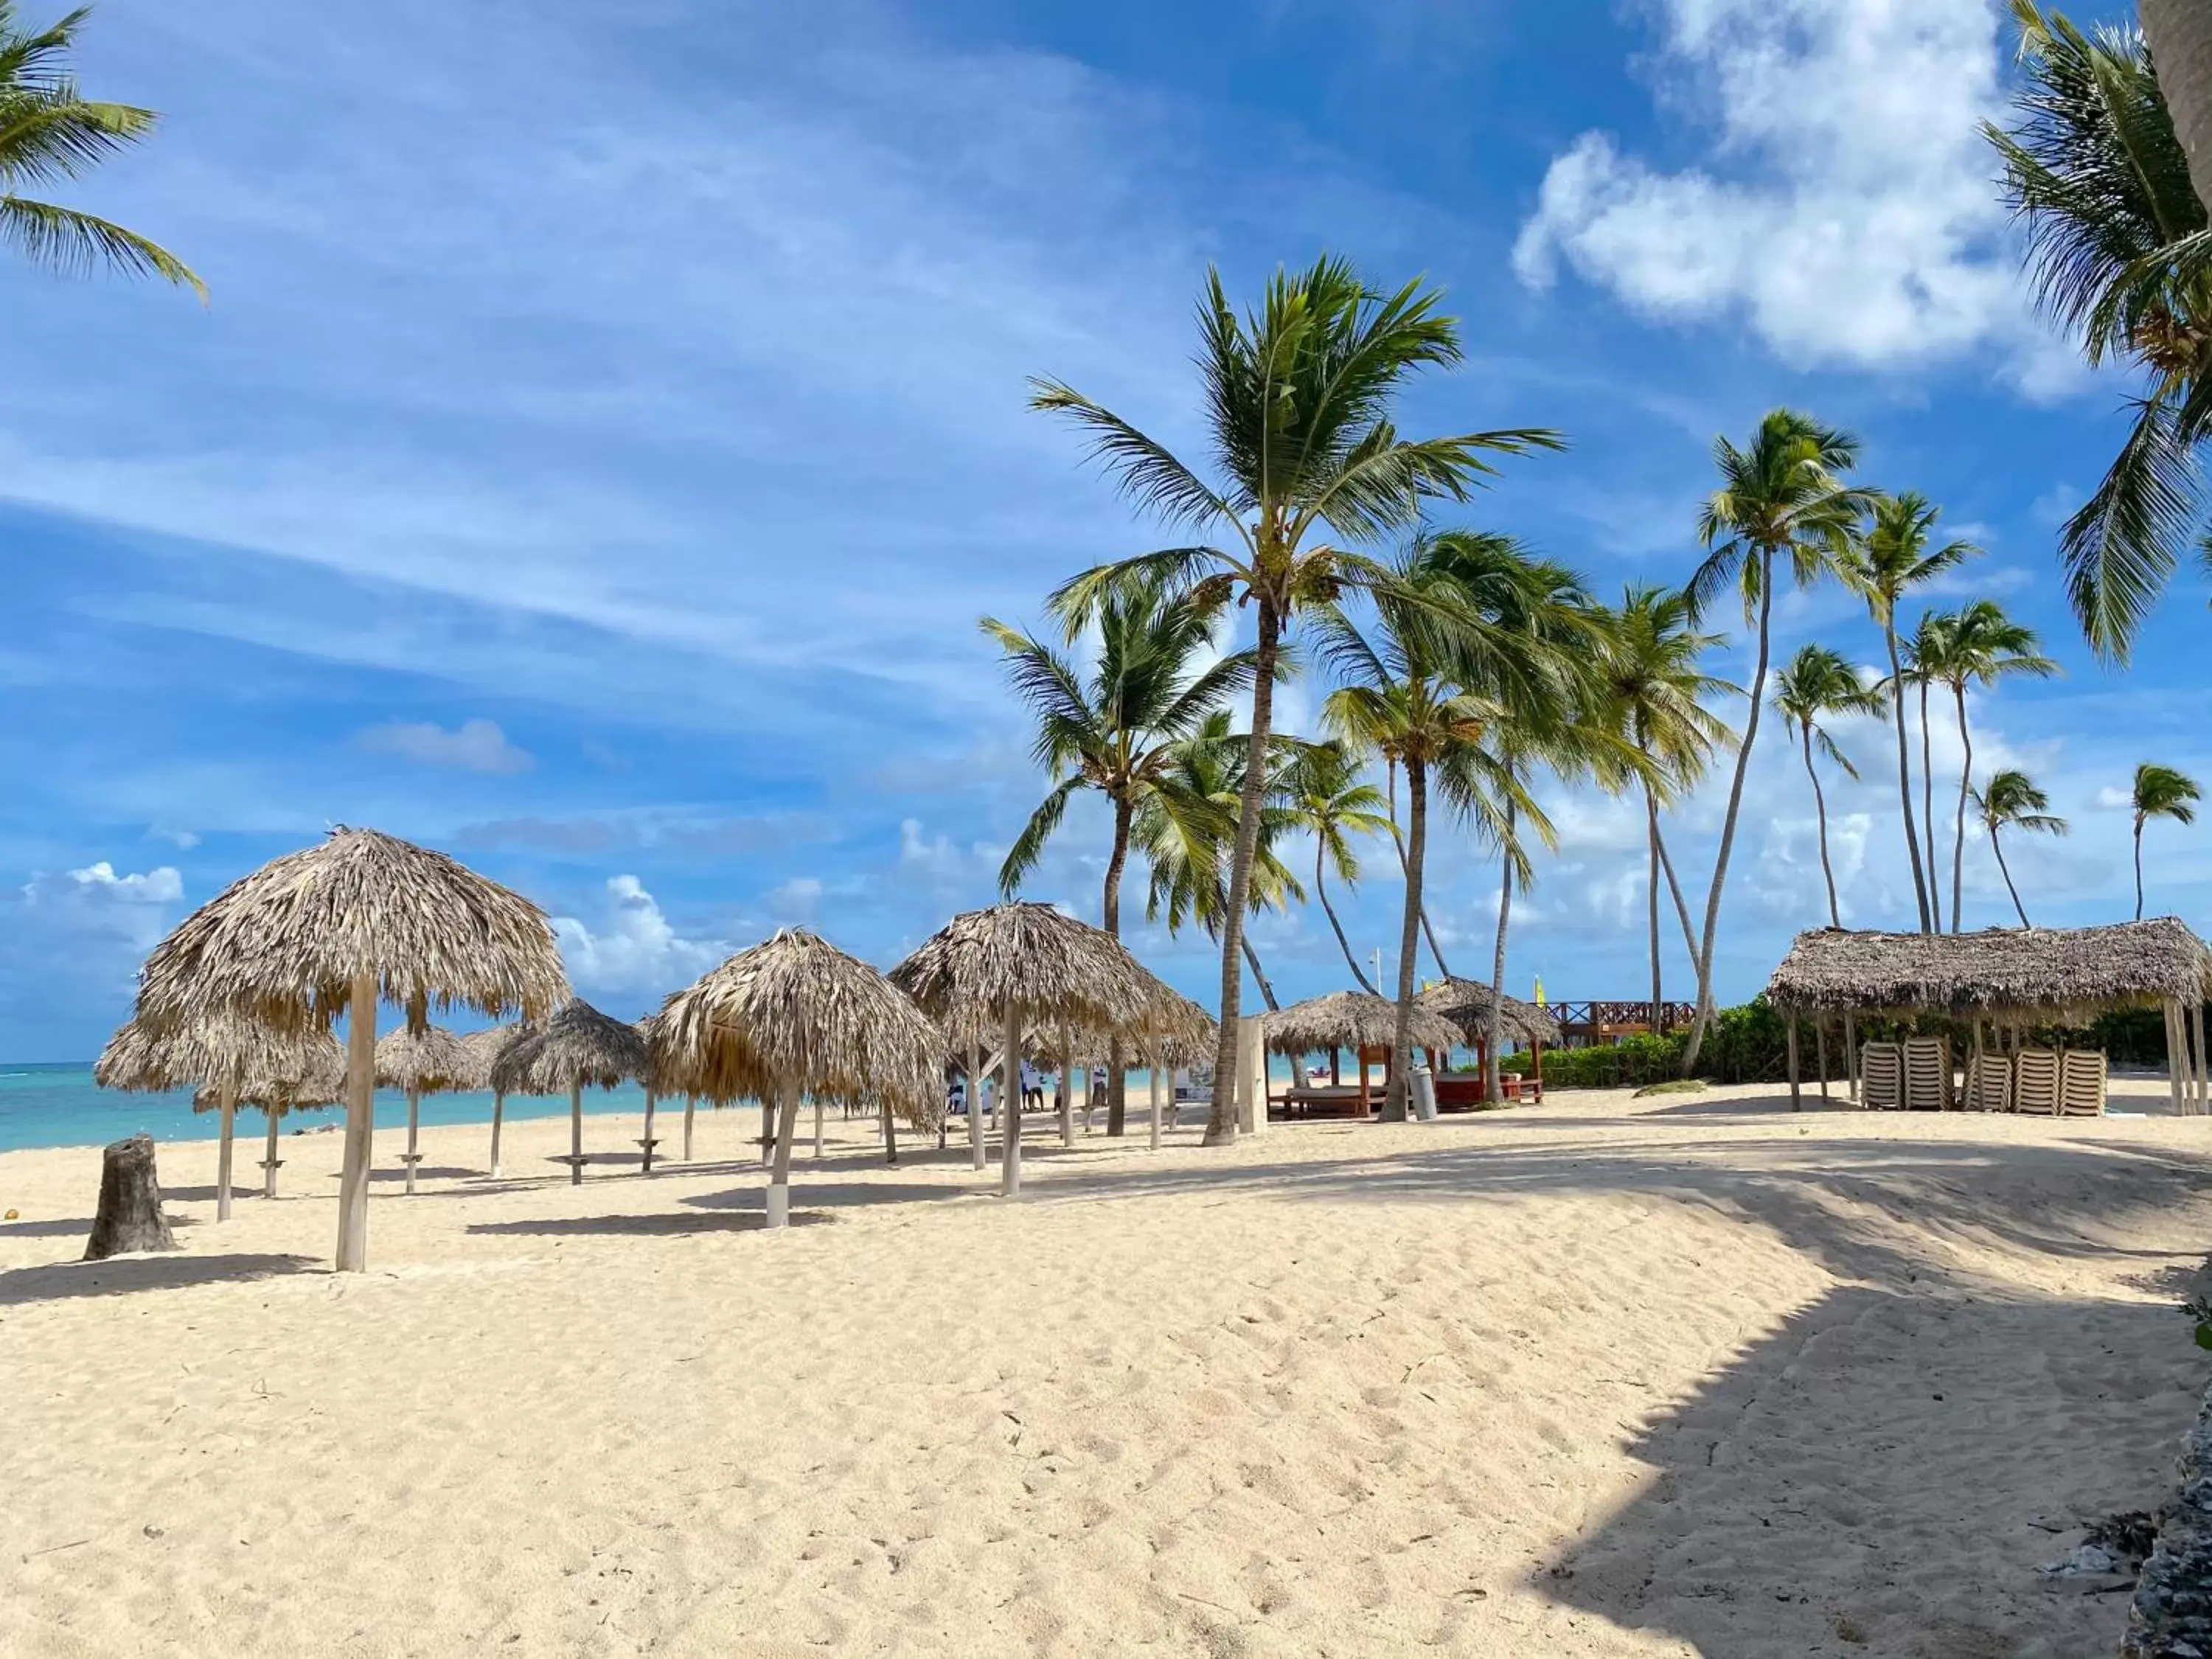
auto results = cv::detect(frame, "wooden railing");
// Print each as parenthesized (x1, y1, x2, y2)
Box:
(1551, 999, 1697, 1034)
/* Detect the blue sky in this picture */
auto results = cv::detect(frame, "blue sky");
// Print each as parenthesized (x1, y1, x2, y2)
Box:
(3, 0, 2205, 1060)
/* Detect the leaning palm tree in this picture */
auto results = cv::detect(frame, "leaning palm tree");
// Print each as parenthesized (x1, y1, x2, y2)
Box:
(984, 569, 1256, 1133)
(1987, 2, 2211, 659)
(1972, 768, 2070, 928)
(1036, 255, 1562, 1144)
(1841, 491, 1980, 930)
(1683, 410, 1873, 1069)
(2131, 760, 2203, 918)
(1, 4, 200, 292)
(1917, 600, 2061, 930)
(1597, 584, 1737, 1031)
(1279, 738, 1392, 994)
(1772, 645, 1887, 927)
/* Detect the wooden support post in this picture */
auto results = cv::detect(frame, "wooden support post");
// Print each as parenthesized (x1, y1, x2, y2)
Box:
(2194, 1001, 2210, 1115)
(1329, 1048, 1340, 1087)
(883, 1103, 899, 1166)
(681, 1096, 695, 1163)
(1844, 1013, 1859, 1102)
(1787, 1016, 1802, 1113)
(1148, 1046, 1164, 1152)
(261, 1106, 282, 1199)
(2168, 1001, 2189, 1114)
(1815, 1021, 1830, 1102)
(967, 1043, 986, 1171)
(1001, 1007, 1024, 1197)
(812, 1096, 824, 1158)
(489, 1089, 507, 1178)
(569, 1081, 585, 1186)
(403, 1086, 422, 1196)
(761, 1098, 775, 1165)
(1058, 1022, 1077, 1149)
(215, 1084, 237, 1221)
(1357, 1046, 1372, 1117)
(765, 1081, 800, 1228)
(335, 972, 377, 1273)
(641, 1091, 658, 1174)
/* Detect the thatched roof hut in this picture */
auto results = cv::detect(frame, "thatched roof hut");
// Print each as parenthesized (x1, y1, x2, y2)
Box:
(1416, 978, 1563, 1049)
(1261, 991, 1461, 1057)
(375, 1025, 475, 1093)
(128, 827, 569, 1271)
(459, 1023, 524, 1090)
(1764, 920, 2212, 1021)
(487, 1000, 650, 1187)
(192, 1037, 344, 1114)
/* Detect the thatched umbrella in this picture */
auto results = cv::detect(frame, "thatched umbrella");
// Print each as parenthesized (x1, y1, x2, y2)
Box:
(375, 1024, 473, 1195)
(94, 1012, 337, 1218)
(888, 903, 1158, 1196)
(1262, 992, 1461, 1118)
(460, 1022, 529, 1176)
(1417, 978, 1563, 1102)
(131, 827, 567, 1271)
(194, 1036, 344, 1197)
(490, 1001, 648, 1186)
(655, 928, 943, 1228)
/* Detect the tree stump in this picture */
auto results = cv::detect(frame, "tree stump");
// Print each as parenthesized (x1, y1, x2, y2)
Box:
(84, 1134, 177, 1261)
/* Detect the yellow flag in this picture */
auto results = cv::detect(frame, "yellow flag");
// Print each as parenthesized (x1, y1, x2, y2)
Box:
(1533, 975, 1546, 1008)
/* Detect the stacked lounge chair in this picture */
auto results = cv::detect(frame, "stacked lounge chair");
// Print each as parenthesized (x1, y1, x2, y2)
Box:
(1860, 1042, 1903, 1110)
(1903, 1036, 1953, 1111)
(2060, 1049, 2108, 1117)
(1964, 1051, 2014, 1113)
(2014, 1048, 2062, 1116)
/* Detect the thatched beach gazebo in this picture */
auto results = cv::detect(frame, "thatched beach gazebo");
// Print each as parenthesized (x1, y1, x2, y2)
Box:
(375, 1024, 473, 1195)
(888, 904, 1158, 1195)
(94, 1013, 339, 1218)
(655, 928, 944, 1227)
(1262, 991, 1462, 1119)
(491, 1001, 648, 1185)
(1417, 978, 1564, 1105)
(195, 1035, 344, 1197)
(1764, 920, 2212, 1111)
(131, 827, 568, 1271)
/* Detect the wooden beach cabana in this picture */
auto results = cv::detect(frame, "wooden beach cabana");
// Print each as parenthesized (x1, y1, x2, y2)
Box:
(1260, 992, 1461, 1119)
(1764, 919, 2212, 1113)
(1416, 978, 1563, 1107)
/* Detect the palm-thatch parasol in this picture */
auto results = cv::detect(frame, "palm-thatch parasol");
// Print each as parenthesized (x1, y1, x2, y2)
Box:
(1262, 992, 1461, 1118)
(194, 1034, 345, 1197)
(655, 928, 945, 1228)
(130, 827, 568, 1271)
(375, 1024, 473, 1196)
(460, 1023, 528, 1177)
(887, 903, 1160, 1195)
(1416, 978, 1562, 1051)
(490, 1000, 648, 1185)
(94, 1012, 338, 1217)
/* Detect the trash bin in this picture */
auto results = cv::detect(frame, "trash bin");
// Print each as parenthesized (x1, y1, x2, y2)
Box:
(1411, 1065, 1438, 1121)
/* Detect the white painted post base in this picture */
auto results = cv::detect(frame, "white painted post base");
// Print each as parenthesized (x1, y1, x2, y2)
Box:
(765, 1185, 790, 1228)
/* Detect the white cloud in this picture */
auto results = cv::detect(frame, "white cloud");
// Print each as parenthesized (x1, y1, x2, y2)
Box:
(2096, 785, 2133, 810)
(357, 717, 535, 775)
(1514, 0, 2057, 378)
(35, 861, 187, 907)
(551, 874, 722, 995)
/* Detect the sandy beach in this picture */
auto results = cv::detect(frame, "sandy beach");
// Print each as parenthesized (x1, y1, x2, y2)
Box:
(3, 1082, 2208, 1658)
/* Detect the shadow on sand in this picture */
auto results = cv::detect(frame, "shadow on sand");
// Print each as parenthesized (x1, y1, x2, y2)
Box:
(0, 1251, 318, 1305)
(467, 1210, 829, 1238)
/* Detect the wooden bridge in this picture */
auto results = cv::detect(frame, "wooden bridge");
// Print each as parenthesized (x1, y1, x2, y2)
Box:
(1549, 1000, 1697, 1046)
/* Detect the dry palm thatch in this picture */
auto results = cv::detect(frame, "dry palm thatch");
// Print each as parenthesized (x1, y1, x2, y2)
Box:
(375, 1025, 475, 1093)
(1416, 978, 1563, 1049)
(459, 1023, 526, 1090)
(655, 929, 945, 1128)
(1764, 919, 2212, 1021)
(193, 1038, 344, 1113)
(132, 827, 567, 1037)
(1262, 990, 1461, 1057)
(94, 1012, 319, 1095)
(492, 1001, 650, 1094)
(886, 902, 1158, 1048)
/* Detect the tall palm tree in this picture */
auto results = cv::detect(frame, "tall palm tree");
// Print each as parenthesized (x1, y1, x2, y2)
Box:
(1599, 584, 1738, 1032)
(1916, 601, 2061, 931)
(2140, 0, 2212, 214)
(2131, 760, 2203, 918)
(1, 4, 200, 293)
(1036, 255, 1562, 1144)
(982, 571, 1256, 1134)
(1988, 3, 2211, 659)
(1683, 410, 1872, 1071)
(1972, 768, 2070, 928)
(1279, 739, 1391, 994)
(1897, 612, 1952, 930)
(1842, 492, 1980, 931)
(1134, 711, 1304, 1014)
(1772, 645, 1887, 927)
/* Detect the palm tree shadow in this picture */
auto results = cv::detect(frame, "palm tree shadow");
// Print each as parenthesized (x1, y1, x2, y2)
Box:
(467, 1211, 829, 1238)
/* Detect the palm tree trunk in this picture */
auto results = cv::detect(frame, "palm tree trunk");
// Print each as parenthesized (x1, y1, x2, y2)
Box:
(1386, 754, 1427, 1121)
(1950, 686, 1973, 933)
(1885, 622, 1933, 933)
(1385, 759, 1453, 978)
(1484, 799, 1514, 1102)
(1685, 550, 1777, 1074)
(1653, 812, 1700, 963)
(2136, 818, 2148, 922)
(1646, 787, 1664, 1032)
(1919, 677, 1941, 933)
(1205, 603, 1281, 1146)
(1102, 794, 1131, 1136)
(2142, 0, 2212, 215)
(1804, 725, 1841, 927)
(1994, 830, 2031, 928)
(1316, 841, 1378, 993)
(1240, 933, 1282, 1012)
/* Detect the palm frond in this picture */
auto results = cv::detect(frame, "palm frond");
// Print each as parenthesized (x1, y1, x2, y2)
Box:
(0, 193, 201, 293)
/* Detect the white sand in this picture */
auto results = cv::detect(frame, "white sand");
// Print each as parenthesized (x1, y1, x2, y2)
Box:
(4, 1081, 2209, 1658)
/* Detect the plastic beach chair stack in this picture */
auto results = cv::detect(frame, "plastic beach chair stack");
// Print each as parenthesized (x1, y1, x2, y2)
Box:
(2059, 1049, 2108, 1117)
(2014, 1049, 2062, 1116)
(1902, 1037, 1952, 1111)
(1965, 1052, 2014, 1113)
(1859, 1042, 1902, 1110)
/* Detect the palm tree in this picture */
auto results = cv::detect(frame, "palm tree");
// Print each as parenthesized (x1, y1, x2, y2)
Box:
(1036, 255, 1562, 1144)
(1134, 712, 1304, 1013)
(2131, 760, 2203, 918)
(982, 571, 1256, 1134)
(1842, 492, 1980, 931)
(1987, 4, 2210, 659)
(1897, 612, 1952, 931)
(2140, 0, 2212, 213)
(1598, 584, 1738, 1032)
(1772, 646, 1886, 926)
(1972, 768, 2070, 928)
(1, 4, 200, 293)
(1279, 739, 1391, 994)
(1916, 601, 2060, 931)
(1683, 410, 1872, 1071)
